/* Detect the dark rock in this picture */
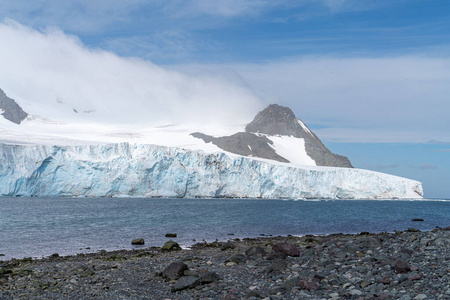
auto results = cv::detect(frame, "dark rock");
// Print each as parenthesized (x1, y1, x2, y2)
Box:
(199, 271, 221, 284)
(270, 286, 287, 294)
(162, 240, 182, 251)
(0, 88, 28, 124)
(171, 276, 200, 292)
(245, 246, 266, 258)
(246, 290, 264, 298)
(162, 262, 188, 280)
(298, 280, 319, 291)
(358, 237, 382, 249)
(398, 275, 409, 283)
(266, 251, 287, 260)
(378, 276, 391, 284)
(283, 278, 299, 290)
(334, 251, 347, 259)
(191, 131, 289, 163)
(411, 218, 424, 222)
(226, 254, 248, 264)
(272, 242, 300, 257)
(405, 228, 420, 232)
(0, 269, 12, 276)
(313, 272, 330, 281)
(378, 293, 393, 300)
(265, 258, 287, 274)
(400, 247, 414, 255)
(255, 259, 272, 267)
(408, 273, 423, 281)
(304, 236, 316, 243)
(165, 233, 177, 237)
(221, 242, 236, 251)
(393, 259, 411, 274)
(131, 238, 145, 245)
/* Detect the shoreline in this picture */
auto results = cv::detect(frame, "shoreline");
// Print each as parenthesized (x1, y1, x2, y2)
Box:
(1, 227, 449, 299)
(1, 225, 445, 263)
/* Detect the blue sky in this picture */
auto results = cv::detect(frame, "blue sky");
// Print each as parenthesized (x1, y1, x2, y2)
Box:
(1, 0, 449, 198)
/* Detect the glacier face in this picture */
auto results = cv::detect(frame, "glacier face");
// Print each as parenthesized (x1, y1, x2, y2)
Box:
(0, 143, 423, 199)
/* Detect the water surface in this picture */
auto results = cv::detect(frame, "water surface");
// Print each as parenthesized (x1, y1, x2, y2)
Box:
(0, 198, 448, 260)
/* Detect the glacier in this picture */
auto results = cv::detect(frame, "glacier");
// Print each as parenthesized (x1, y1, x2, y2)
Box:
(0, 142, 423, 199)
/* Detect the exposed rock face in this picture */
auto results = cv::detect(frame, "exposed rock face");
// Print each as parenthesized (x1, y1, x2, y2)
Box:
(246, 104, 352, 168)
(245, 104, 306, 137)
(191, 132, 288, 163)
(192, 104, 353, 168)
(0, 89, 28, 124)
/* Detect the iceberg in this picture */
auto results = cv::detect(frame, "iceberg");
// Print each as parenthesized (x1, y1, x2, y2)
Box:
(0, 142, 423, 199)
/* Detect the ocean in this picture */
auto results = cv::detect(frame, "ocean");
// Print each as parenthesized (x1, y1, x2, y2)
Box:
(0, 197, 448, 261)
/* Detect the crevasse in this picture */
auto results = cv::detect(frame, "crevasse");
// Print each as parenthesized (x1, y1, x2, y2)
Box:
(0, 143, 423, 199)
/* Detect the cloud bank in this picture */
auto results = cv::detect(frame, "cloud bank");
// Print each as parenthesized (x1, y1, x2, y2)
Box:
(229, 56, 450, 143)
(0, 20, 262, 125)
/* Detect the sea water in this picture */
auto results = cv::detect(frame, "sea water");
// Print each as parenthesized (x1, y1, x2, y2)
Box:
(0, 198, 448, 260)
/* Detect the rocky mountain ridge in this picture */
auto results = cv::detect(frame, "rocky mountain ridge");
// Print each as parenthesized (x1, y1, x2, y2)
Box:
(0, 88, 28, 124)
(192, 104, 352, 168)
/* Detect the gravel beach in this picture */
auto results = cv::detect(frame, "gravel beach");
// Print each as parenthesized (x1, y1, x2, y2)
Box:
(1, 227, 449, 299)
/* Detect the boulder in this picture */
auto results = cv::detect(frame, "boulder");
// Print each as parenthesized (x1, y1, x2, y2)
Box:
(265, 258, 287, 274)
(165, 233, 177, 237)
(393, 259, 411, 274)
(266, 251, 287, 260)
(245, 246, 266, 258)
(199, 271, 221, 284)
(131, 238, 145, 245)
(405, 228, 420, 232)
(162, 240, 182, 251)
(226, 254, 248, 264)
(162, 262, 188, 280)
(171, 276, 200, 292)
(220, 242, 236, 251)
(298, 280, 319, 291)
(272, 242, 300, 257)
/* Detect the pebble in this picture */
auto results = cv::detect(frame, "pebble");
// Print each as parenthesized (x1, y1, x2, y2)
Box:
(0, 228, 448, 299)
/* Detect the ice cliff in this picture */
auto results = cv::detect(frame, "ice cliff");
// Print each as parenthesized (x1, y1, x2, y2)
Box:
(0, 143, 423, 199)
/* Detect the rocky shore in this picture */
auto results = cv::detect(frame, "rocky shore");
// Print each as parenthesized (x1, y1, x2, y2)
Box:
(1, 227, 449, 299)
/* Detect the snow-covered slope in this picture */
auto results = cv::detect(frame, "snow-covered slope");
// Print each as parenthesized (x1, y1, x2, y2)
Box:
(0, 143, 423, 199)
(192, 104, 353, 167)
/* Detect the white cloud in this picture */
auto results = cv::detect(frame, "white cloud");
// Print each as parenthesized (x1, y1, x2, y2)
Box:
(1, 19, 448, 144)
(0, 20, 262, 125)
(225, 56, 450, 143)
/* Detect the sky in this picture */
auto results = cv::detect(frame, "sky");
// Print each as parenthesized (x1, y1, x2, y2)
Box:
(0, 0, 449, 198)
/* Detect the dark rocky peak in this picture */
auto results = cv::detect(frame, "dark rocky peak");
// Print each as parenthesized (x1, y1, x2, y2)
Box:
(192, 103, 353, 168)
(245, 104, 312, 138)
(0, 88, 28, 124)
(245, 104, 353, 168)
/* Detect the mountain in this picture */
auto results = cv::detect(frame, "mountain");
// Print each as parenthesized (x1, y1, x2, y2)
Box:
(0, 88, 28, 124)
(192, 104, 352, 167)
(0, 88, 423, 199)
